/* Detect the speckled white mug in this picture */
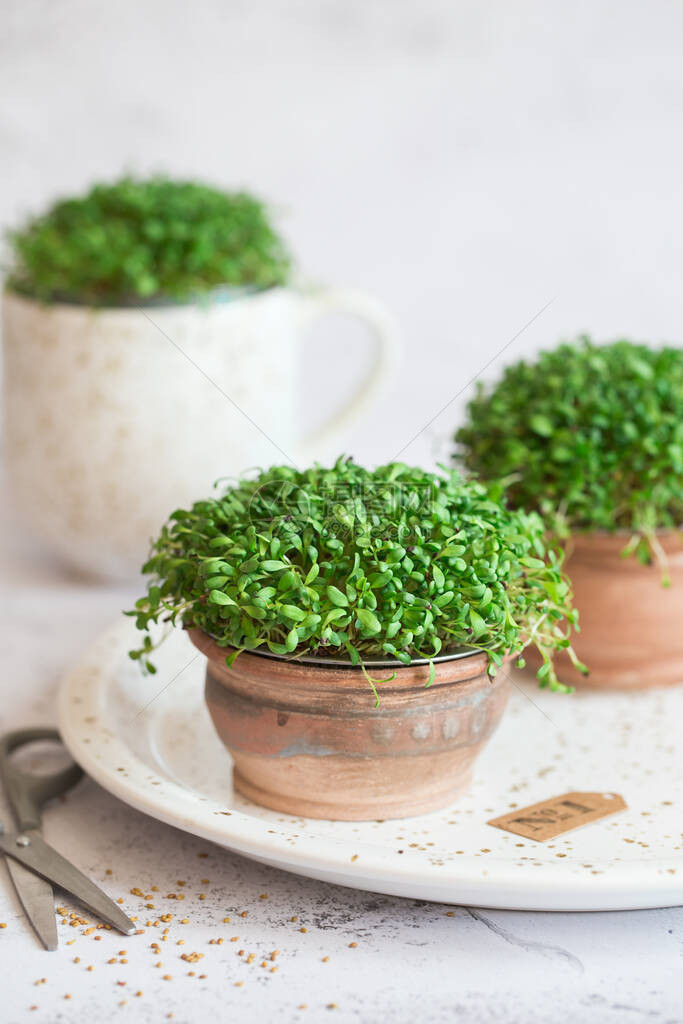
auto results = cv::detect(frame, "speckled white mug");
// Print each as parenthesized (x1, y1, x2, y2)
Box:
(2, 286, 398, 580)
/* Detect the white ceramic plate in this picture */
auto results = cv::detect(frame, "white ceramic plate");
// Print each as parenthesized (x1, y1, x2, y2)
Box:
(58, 620, 683, 912)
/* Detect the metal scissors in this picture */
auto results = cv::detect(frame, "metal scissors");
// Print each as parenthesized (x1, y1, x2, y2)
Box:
(0, 727, 135, 950)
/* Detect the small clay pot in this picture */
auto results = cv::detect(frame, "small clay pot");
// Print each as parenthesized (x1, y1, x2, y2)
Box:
(554, 531, 683, 689)
(189, 629, 509, 820)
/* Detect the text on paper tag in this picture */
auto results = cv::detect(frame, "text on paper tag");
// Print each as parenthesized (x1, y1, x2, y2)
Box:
(487, 791, 627, 841)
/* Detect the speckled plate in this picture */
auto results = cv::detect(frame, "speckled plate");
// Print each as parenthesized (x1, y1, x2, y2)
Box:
(58, 620, 683, 912)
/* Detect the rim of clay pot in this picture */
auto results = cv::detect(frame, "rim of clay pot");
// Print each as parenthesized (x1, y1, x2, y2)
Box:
(188, 627, 483, 671)
(567, 529, 683, 555)
(568, 525, 682, 539)
(3, 282, 274, 311)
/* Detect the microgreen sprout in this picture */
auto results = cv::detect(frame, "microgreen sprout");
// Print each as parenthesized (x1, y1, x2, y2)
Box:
(128, 459, 583, 701)
(6, 176, 290, 305)
(455, 337, 683, 576)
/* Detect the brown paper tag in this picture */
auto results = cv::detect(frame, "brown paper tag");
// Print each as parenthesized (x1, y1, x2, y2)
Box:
(487, 791, 627, 841)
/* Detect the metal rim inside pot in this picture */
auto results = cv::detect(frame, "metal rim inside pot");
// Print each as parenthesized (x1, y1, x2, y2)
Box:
(226, 644, 480, 669)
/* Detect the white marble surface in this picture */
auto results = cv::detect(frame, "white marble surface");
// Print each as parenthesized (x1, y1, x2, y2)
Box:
(1, 489, 682, 1024)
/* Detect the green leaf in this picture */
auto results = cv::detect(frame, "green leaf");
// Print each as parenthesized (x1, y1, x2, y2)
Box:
(208, 590, 237, 606)
(285, 627, 299, 652)
(529, 414, 553, 437)
(205, 575, 229, 588)
(356, 608, 381, 633)
(469, 608, 487, 637)
(243, 604, 267, 620)
(280, 605, 305, 622)
(305, 563, 320, 585)
(326, 585, 349, 607)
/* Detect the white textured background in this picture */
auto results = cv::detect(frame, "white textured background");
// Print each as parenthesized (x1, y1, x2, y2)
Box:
(2, 0, 682, 469)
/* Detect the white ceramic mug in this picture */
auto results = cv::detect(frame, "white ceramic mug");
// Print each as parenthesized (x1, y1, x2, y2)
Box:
(2, 286, 398, 579)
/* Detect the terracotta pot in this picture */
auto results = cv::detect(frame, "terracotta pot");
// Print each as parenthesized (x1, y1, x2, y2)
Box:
(189, 629, 509, 820)
(553, 531, 683, 689)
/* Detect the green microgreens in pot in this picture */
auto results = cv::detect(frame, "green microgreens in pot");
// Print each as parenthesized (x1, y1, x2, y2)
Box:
(455, 338, 683, 580)
(6, 176, 290, 305)
(128, 458, 583, 703)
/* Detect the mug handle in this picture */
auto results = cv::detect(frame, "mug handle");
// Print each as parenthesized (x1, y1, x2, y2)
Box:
(297, 286, 400, 458)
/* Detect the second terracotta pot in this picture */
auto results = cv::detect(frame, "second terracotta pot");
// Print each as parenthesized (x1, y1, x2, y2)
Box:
(189, 629, 509, 820)
(553, 531, 683, 689)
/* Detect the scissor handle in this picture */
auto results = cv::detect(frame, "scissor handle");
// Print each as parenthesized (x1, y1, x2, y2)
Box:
(0, 728, 83, 832)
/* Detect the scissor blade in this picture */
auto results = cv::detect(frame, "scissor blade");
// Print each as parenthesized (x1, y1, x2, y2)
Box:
(0, 830, 135, 936)
(5, 854, 58, 951)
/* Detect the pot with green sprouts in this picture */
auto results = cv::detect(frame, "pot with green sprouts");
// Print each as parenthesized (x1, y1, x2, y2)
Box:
(455, 337, 683, 690)
(129, 458, 580, 820)
(2, 176, 396, 580)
